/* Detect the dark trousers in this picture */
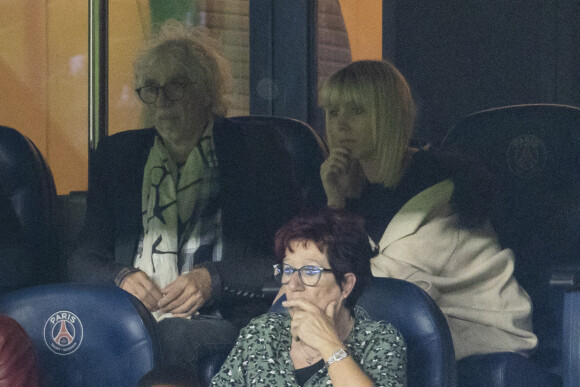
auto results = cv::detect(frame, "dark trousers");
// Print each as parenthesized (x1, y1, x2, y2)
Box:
(156, 315, 238, 373)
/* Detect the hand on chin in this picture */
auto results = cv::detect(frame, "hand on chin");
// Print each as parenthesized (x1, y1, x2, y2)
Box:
(288, 305, 303, 317)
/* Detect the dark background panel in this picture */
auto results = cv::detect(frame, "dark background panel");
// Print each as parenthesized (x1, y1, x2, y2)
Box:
(384, 0, 580, 146)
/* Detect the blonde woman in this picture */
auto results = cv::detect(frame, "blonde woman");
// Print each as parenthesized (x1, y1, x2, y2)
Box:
(319, 60, 538, 360)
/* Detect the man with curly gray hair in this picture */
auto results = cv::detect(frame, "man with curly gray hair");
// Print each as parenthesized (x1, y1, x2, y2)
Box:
(69, 19, 323, 378)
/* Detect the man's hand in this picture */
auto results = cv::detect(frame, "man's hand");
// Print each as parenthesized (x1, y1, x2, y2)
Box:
(120, 270, 163, 312)
(158, 267, 212, 318)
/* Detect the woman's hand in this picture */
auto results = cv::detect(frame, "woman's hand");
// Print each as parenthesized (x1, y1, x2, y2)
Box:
(158, 267, 212, 317)
(320, 147, 361, 208)
(120, 271, 163, 312)
(284, 297, 375, 387)
(283, 298, 343, 358)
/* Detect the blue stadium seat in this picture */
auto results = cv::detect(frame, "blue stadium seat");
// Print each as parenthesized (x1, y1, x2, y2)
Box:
(197, 115, 328, 386)
(2, 115, 327, 387)
(0, 283, 161, 387)
(440, 103, 580, 387)
(0, 125, 60, 285)
(229, 115, 328, 209)
(271, 277, 457, 387)
(357, 277, 456, 387)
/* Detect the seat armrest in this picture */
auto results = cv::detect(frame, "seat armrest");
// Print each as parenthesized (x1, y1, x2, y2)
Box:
(550, 264, 580, 387)
(562, 291, 580, 387)
(199, 348, 231, 387)
(457, 353, 560, 387)
(261, 282, 281, 299)
(549, 265, 580, 290)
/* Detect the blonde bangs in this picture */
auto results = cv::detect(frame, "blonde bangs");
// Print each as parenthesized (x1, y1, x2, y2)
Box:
(320, 69, 377, 147)
(320, 60, 416, 187)
(320, 76, 367, 109)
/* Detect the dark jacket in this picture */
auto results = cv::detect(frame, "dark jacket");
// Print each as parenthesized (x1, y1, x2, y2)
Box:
(68, 117, 325, 327)
(348, 149, 497, 243)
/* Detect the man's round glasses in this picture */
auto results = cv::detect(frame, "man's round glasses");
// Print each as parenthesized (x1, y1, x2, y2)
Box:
(273, 263, 338, 287)
(135, 81, 188, 104)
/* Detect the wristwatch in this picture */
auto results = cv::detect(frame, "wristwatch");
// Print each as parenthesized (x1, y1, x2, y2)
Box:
(326, 348, 349, 366)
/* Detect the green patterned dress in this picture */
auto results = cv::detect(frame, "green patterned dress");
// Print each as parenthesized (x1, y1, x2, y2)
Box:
(211, 307, 406, 386)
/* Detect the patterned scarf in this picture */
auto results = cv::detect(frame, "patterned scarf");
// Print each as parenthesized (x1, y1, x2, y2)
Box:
(135, 122, 221, 320)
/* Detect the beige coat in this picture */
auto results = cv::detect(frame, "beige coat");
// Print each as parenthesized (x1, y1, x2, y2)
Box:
(371, 179, 538, 360)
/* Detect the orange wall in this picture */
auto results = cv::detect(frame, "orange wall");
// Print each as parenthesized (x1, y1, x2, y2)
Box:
(0, 2, 381, 194)
(0, 0, 89, 195)
(338, 0, 382, 61)
(0, 0, 49, 151)
(108, 0, 150, 137)
(0, 1, 145, 195)
(46, 0, 89, 195)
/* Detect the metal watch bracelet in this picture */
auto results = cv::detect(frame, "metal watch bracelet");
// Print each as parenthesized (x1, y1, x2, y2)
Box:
(326, 348, 349, 366)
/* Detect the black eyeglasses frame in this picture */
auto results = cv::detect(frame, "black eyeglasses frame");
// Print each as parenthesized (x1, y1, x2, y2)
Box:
(135, 81, 190, 104)
(273, 263, 340, 287)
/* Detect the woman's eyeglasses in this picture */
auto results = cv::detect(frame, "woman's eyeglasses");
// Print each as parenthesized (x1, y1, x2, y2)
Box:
(273, 263, 338, 287)
(135, 81, 189, 104)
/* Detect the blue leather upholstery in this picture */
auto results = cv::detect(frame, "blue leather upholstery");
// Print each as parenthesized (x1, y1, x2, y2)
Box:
(357, 277, 456, 387)
(562, 292, 580, 386)
(0, 126, 60, 284)
(199, 351, 230, 387)
(230, 115, 328, 211)
(0, 283, 161, 387)
(180, 115, 326, 386)
(271, 277, 457, 387)
(440, 103, 580, 386)
(457, 352, 561, 387)
(0, 184, 37, 294)
(45, 116, 326, 387)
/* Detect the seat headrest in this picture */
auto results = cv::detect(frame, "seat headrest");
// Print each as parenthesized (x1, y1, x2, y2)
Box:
(357, 277, 456, 387)
(0, 126, 57, 240)
(0, 284, 160, 386)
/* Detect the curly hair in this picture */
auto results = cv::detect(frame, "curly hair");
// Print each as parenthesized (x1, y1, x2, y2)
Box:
(274, 208, 378, 311)
(134, 19, 231, 116)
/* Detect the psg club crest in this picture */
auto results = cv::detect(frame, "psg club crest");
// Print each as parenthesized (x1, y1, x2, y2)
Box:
(506, 134, 547, 179)
(44, 311, 84, 355)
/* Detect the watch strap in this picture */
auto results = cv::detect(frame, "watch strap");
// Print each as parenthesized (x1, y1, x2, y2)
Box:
(326, 348, 349, 366)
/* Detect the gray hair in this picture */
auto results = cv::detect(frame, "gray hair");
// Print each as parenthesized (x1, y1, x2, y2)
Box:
(134, 19, 231, 116)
